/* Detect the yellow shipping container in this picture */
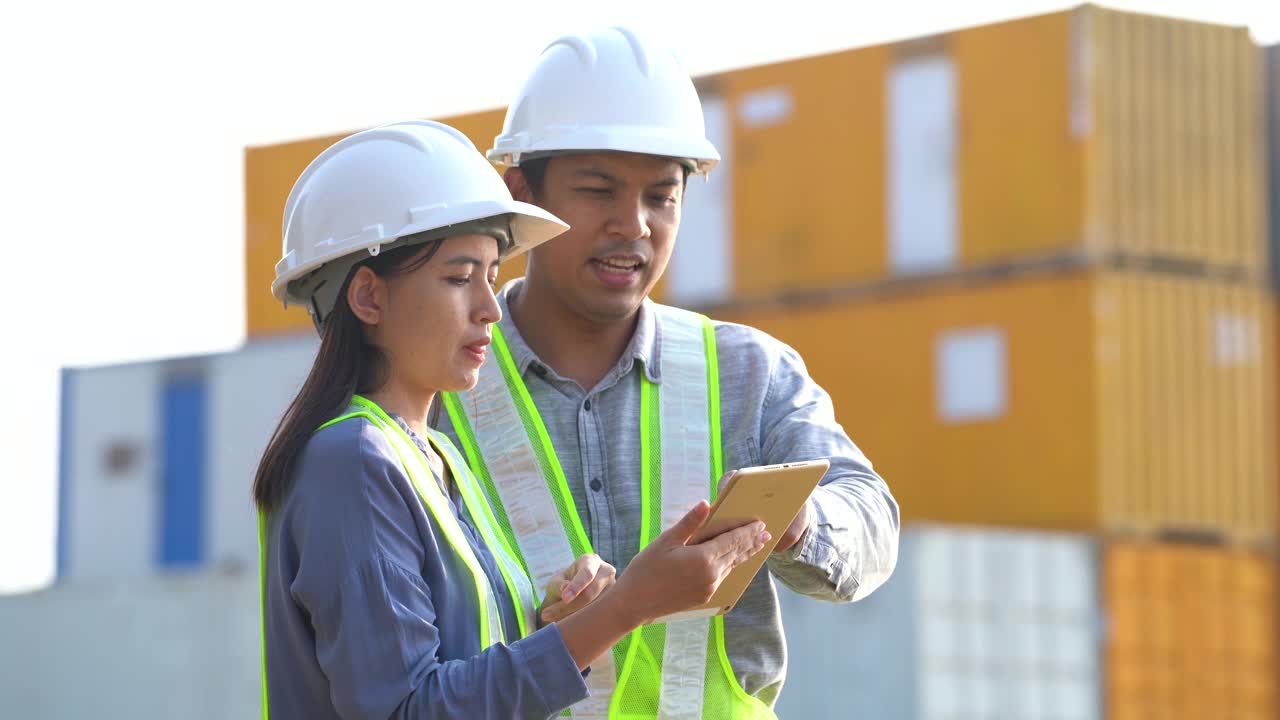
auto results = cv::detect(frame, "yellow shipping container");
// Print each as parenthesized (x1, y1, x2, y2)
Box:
(719, 5, 1265, 297)
(243, 110, 513, 336)
(717, 270, 1275, 538)
(1104, 541, 1276, 720)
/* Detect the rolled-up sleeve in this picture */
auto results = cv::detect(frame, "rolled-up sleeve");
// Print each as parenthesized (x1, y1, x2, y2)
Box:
(757, 342, 901, 603)
(285, 422, 588, 719)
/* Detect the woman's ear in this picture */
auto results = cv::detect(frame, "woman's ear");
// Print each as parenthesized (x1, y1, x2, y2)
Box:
(346, 266, 383, 325)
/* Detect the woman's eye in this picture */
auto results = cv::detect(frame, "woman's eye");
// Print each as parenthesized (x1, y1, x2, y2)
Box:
(449, 276, 470, 286)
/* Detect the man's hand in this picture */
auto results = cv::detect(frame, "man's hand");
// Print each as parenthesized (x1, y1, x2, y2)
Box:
(716, 472, 813, 555)
(772, 498, 813, 554)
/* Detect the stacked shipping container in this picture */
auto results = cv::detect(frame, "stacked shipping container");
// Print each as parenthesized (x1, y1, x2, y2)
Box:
(718, 270, 1275, 539)
(776, 527, 1102, 719)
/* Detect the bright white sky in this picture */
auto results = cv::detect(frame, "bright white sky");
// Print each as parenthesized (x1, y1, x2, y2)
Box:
(1, 0, 1276, 593)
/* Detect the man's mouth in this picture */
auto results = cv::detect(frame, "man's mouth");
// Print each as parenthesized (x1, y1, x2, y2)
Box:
(592, 256, 644, 272)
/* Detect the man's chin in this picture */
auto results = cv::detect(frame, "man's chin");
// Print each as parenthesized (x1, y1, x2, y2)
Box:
(581, 291, 646, 324)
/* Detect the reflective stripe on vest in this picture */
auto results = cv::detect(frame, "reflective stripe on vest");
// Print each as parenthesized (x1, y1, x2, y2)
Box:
(444, 323, 616, 718)
(257, 394, 537, 719)
(443, 304, 776, 720)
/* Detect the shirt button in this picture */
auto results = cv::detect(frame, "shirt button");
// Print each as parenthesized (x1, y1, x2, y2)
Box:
(584, 399, 593, 411)
(590, 478, 603, 492)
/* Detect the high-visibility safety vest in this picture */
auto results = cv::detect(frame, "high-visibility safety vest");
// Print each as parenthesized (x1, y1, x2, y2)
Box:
(256, 394, 539, 720)
(443, 305, 777, 720)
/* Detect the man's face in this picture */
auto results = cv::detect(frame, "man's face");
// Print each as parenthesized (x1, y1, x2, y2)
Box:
(515, 151, 685, 324)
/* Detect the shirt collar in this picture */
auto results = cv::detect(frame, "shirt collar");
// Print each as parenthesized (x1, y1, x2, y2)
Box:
(496, 278, 662, 384)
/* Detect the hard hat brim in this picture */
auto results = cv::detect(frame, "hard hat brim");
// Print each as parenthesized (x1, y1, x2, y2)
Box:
(505, 199, 570, 258)
(488, 126, 721, 175)
(271, 198, 568, 305)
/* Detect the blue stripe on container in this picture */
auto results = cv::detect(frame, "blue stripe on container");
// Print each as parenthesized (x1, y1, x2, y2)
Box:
(158, 375, 206, 568)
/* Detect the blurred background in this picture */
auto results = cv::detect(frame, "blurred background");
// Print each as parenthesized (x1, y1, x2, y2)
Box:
(3, 1, 1280, 718)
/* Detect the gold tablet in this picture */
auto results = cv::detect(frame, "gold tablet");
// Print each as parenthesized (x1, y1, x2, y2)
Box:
(652, 458, 830, 624)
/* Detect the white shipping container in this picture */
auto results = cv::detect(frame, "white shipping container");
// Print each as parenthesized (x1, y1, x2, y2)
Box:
(207, 334, 319, 570)
(58, 333, 318, 581)
(776, 526, 1102, 720)
(0, 567, 260, 719)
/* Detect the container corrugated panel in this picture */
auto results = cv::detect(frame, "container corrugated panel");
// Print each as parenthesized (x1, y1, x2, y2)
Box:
(717, 269, 1275, 538)
(0, 568, 259, 718)
(243, 109, 508, 338)
(1086, 7, 1266, 271)
(1104, 541, 1277, 719)
(1095, 273, 1276, 537)
(777, 526, 1100, 719)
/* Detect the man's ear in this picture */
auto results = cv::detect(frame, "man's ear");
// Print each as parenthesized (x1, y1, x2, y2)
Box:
(505, 167, 534, 203)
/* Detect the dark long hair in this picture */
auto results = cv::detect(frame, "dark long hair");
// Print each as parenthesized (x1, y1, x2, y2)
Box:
(252, 238, 442, 512)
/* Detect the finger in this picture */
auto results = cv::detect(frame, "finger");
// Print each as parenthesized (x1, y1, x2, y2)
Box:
(710, 530, 771, 585)
(702, 521, 767, 559)
(773, 525, 802, 554)
(560, 563, 596, 604)
(550, 568, 616, 622)
(653, 500, 711, 547)
(577, 566, 616, 604)
(735, 529, 771, 564)
(540, 600, 565, 623)
(773, 502, 813, 553)
(543, 569, 570, 606)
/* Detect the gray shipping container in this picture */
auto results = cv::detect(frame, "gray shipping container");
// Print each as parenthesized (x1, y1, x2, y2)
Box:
(775, 526, 1102, 720)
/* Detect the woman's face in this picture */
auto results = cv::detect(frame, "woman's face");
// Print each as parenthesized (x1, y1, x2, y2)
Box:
(357, 233, 502, 395)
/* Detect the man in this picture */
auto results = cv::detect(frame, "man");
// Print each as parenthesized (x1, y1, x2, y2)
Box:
(437, 26, 899, 719)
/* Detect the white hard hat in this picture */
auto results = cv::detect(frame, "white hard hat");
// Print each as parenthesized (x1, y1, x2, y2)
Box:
(488, 27, 720, 175)
(273, 120, 568, 319)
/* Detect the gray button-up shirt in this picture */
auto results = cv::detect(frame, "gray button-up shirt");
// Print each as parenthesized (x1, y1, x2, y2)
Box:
(435, 280, 901, 707)
(261, 413, 589, 719)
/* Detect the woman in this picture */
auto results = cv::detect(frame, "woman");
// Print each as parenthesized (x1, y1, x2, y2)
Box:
(253, 120, 769, 720)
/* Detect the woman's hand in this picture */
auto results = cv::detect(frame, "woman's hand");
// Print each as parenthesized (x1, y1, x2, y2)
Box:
(552, 501, 769, 669)
(539, 554, 617, 624)
(611, 501, 769, 626)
